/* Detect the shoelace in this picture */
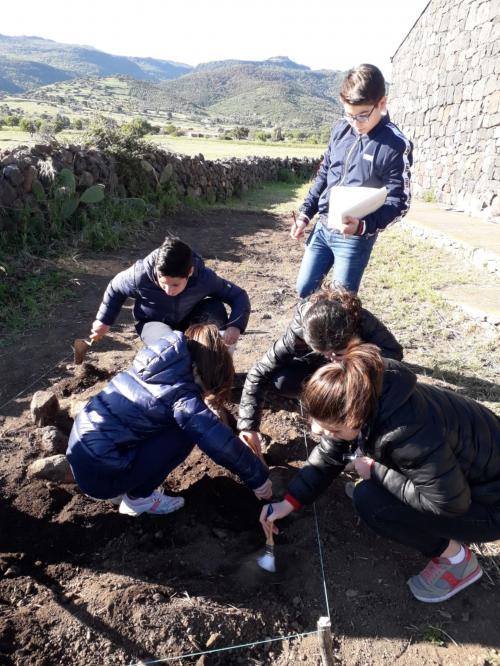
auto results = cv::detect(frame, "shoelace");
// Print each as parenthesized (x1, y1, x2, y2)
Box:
(420, 557, 447, 583)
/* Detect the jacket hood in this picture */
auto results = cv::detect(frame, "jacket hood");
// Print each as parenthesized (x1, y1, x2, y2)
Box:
(143, 249, 203, 285)
(132, 330, 194, 384)
(375, 359, 417, 423)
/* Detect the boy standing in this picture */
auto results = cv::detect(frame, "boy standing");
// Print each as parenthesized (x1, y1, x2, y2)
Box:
(292, 63, 412, 297)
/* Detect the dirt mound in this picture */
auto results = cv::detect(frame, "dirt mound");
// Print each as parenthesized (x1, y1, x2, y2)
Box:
(58, 363, 112, 397)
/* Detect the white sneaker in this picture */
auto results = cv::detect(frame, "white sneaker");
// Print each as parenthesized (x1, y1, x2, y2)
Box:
(119, 491, 185, 516)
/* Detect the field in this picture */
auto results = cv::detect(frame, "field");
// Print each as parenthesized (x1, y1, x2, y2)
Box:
(0, 182, 499, 665)
(0, 127, 325, 159)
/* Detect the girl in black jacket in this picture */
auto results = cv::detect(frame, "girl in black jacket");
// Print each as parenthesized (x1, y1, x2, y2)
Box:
(260, 343, 500, 603)
(238, 287, 402, 457)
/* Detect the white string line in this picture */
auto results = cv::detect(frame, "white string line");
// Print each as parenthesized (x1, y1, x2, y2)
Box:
(0, 352, 73, 413)
(126, 629, 318, 666)
(299, 400, 332, 621)
(0, 326, 139, 413)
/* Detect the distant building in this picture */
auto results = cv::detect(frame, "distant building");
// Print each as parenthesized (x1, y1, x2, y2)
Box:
(390, 0, 499, 217)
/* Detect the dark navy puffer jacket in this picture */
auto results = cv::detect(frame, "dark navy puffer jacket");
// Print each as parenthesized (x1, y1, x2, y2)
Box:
(288, 360, 500, 516)
(95, 249, 251, 332)
(300, 115, 413, 235)
(67, 331, 268, 489)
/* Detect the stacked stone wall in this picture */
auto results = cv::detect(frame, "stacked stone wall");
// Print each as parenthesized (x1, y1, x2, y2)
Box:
(389, 0, 499, 217)
(0, 142, 320, 237)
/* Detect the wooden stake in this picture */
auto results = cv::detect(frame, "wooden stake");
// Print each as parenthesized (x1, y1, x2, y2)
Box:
(317, 616, 334, 666)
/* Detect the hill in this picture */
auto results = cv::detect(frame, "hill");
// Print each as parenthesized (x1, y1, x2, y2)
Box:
(0, 35, 344, 129)
(0, 34, 192, 91)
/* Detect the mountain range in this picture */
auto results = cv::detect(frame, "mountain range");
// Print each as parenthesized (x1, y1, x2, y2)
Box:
(0, 34, 344, 128)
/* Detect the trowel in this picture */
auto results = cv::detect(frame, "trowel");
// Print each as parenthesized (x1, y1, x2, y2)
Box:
(73, 337, 94, 365)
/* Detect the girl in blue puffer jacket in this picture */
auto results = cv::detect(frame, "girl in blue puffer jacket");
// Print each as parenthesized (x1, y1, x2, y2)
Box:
(67, 324, 272, 517)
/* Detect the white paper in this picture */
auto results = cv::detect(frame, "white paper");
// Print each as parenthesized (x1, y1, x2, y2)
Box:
(327, 186, 387, 230)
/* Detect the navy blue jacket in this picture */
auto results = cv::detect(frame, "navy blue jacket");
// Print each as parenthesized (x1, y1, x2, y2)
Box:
(67, 331, 268, 489)
(300, 115, 413, 235)
(95, 249, 251, 332)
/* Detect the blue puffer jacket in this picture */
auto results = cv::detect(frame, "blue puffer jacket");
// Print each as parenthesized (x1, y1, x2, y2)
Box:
(300, 115, 413, 235)
(95, 250, 251, 332)
(67, 331, 268, 489)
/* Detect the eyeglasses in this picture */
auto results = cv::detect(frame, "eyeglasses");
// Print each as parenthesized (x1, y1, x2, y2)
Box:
(344, 104, 376, 124)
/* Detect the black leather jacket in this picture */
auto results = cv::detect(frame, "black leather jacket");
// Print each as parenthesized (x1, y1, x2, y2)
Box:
(237, 302, 403, 432)
(288, 360, 500, 516)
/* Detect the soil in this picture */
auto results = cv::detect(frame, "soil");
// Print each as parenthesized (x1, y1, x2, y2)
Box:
(1, 207, 499, 666)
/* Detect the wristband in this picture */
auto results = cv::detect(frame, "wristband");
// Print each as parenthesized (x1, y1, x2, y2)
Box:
(284, 493, 301, 510)
(355, 220, 366, 236)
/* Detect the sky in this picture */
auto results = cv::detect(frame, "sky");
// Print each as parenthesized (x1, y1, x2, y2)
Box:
(1, 0, 430, 78)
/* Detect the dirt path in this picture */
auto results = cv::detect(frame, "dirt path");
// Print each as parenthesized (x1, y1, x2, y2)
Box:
(0, 207, 499, 665)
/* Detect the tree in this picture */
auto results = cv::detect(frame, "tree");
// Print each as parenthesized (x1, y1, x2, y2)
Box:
(121, 117, 153, 138)
(19, 118, 37, 135)
(4, 115, 21, 127)
(232, 126, 249, 140)
(272, 127, 283, 142)
(255, 131, 271, 142)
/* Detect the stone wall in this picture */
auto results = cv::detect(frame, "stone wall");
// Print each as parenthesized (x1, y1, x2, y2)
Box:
(389, 0, 499, 218)
(0, 142, 320, 236)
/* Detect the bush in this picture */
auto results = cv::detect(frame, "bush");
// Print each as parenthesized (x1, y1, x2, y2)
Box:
(255, 131, 271, 142)
(121, 117, 153, 139)
(4, 115, 21, 127)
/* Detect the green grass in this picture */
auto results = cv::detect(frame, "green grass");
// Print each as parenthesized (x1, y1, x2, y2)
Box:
(212, 180, 311, 215)
(0, 125, 325, 159)
(145, 134, 325, 159)
(0, 262, 72, 346)
(237, 184, 500, 414)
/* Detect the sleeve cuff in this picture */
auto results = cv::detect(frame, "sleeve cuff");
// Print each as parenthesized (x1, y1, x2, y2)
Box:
(285, 493, 301, 510)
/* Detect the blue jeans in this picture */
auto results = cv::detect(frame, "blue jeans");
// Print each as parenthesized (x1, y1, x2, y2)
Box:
(296, 221, 377, 297)
(353, 480, 500, 558)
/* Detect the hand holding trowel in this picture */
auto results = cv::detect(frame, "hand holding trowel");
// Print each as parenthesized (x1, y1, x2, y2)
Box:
(73, 320, 110, 365)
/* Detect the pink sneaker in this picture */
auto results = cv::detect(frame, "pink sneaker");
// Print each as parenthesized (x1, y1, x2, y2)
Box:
(407, 546, 483, 603)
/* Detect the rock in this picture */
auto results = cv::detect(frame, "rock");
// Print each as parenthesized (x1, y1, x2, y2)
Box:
(68, 398, 88, 419)
(37, 426, 67, 455)
(3, 165, 24, 187)
(78, 171, 94, 188)
(27, 455, 74, 483)
(23, 165, 38, 193)
(0, 178, 17, 206)
(30, 391, 60, 426)
(3, 566, 21, 578)
(205, 633, 220, 648)
(160, 163, 174, 183)
(345, 588, 359, 598)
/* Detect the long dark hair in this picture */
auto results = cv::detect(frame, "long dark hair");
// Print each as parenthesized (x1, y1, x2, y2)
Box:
(185, 324, 234, 406)
(302, 341, 384, 429)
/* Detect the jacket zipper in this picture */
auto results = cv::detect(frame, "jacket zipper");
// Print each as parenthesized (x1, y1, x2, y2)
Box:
(339, 133, 362, 186)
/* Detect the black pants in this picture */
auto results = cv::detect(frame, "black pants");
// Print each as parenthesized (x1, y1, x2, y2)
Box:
(352, 479, 500, 558)
(271, 355, 326, 399)
(139, 297, 229, 346)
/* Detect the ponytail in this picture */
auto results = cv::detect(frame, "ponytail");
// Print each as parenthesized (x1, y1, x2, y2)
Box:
(302, 341, 384, 428)
(185, 324, 234, 406)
